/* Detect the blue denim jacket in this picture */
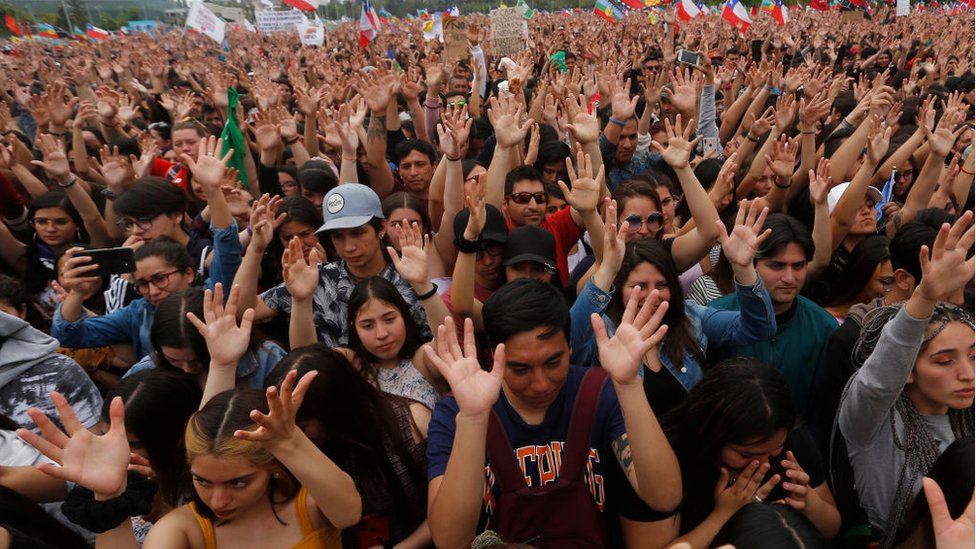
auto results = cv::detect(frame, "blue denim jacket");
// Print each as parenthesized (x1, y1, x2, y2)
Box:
(124, 340, 287, 390)
(52, 222, 243, 360)
(569, 276, 777, 392)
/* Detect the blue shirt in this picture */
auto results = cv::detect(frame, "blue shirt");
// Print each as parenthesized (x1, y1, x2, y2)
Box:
(124, 339, 287, 390)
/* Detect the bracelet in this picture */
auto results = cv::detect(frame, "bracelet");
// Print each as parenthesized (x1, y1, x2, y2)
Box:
(341, 155, 357, 161)
(609, 118, 627, 126)
(961, 167, 974, 175)
(454, 234, 483, 254)
(445, 154, 462, 162)
(61, 471, 157, 533)
(283, 135, 300, 145)
(48, 130, 67, 137)
(415, 283, 438, 300)
(101, 188, 120, 200)
(773, 178, 792, 189)
(799, 129, 817, 135)
(1, 130, 13, 136)
(57, 175, 78, 188)
(745, 132, 759, 142)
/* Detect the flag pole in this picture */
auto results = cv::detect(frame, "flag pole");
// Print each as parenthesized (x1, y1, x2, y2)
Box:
(60, 0, 74, 31)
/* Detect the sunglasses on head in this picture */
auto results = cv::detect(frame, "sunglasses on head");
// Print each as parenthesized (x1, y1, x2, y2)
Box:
(622, 212, 664, 233)
(507, 191, 548, 205)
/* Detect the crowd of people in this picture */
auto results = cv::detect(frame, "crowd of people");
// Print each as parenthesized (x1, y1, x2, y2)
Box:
(0, 3, 973, 548)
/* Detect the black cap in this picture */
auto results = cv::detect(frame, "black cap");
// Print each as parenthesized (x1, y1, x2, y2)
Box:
(503, 226, 557, 273)
(453, 205, 509, 243)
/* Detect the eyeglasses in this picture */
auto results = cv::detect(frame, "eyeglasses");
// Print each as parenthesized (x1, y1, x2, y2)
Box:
(623, 212, 664, 234)
(476, 243, 504, 258)
(895, 171, 914, 180)
(507, 192, 548, 205)
(281, 181, 299, 190)
(31, 217, 73, 227)
(132, 270, 182, 294)
(115, 215, 159, 232)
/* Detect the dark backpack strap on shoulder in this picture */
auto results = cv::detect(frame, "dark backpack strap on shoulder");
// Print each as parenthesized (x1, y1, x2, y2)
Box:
(486, 409, 529, 493)
(560, 368, 608, 479)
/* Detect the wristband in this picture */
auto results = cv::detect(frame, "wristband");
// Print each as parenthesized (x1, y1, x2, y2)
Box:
(101, 188, 120, 200)
(61, 472, 157, 533)
(961, 166, 974, 175)
(773, 178, 792, 189)
(745, 132, 759, 142)
(57, 175, 78, 188)
(454, 234, 483, 254)
(283, 135, 300, 145)
(799, 129, 817, 135)
(766, 86, 782, 96)
(341, 155, 357, 161)
(415, 283, 438, 300)
(48, 130, 67, 137)
(445, 154, 462, 162)
(609, 118, 627, 126)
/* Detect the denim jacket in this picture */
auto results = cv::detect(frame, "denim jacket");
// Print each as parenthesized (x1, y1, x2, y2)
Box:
(569, 276, 777, 392)
(52, 222, 243, 360)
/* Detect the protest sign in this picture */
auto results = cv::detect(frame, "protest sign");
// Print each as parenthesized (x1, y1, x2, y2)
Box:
(186, 2, 226, 43)
(491, 7, 528, 57)
(296, 19, 324, 46)
(255, 10, 308, 33)
(443, 17, 469, 61)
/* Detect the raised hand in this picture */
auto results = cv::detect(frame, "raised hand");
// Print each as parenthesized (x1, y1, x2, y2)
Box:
(718, 199, 771, 271)
(651, 114, 701, 169)
(925, 107, 967, 158)
(916, 211, 975, 303)
(865, 115, 893, 167)
(592, 288, 669, 386)
(558, 149, 604, 214)
(282, 237, 321, 302)
(609, 74, 639, 121)
(17, 393, 130, 500)
(43, 81, 78, 127)
(808, 158, 832, 206)
(487, 95, 533, 149)
(924, 477, 976, 549)
(764, 134, 799, 183)
(248, 194, 277, 251)
(186, 284, 255, 369)
(235, 368, 318, 452)
(668, 67, 698, 116)
(30, 133, 72, 180)
(94, 145, 135, 191)
(181, 136, 234, 191)
(462, 174, 488, 241)
(387, 221, 431, 287)
(424, 317, 504, 418)
(564, 93, 600, 144)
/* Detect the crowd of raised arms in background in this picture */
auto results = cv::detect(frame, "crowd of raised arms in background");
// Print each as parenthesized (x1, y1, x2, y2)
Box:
(0, 3, 973, 549)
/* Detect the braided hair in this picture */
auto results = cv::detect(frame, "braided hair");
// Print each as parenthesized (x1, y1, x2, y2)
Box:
(850, 302, 974, 548)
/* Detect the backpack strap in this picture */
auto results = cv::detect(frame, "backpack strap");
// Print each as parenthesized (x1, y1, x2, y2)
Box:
(560, 367, 608, 480)
(485, 368, 609, 492)
(486, 409, 528, 493)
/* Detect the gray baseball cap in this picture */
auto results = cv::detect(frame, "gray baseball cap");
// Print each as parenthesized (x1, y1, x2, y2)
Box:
(316, 183, 384, 234)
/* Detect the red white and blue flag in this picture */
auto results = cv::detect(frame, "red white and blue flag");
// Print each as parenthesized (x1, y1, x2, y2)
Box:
(359, 0, 381, 47)
(283, 0, 318, 12)
(722, 0, 753, 32)
(677, 0, 703, 20)
(770, 0, 789, 24)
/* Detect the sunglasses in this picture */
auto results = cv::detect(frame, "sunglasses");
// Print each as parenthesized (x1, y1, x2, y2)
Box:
(507, 191, 548, 205)
(623, 212, 664, 233)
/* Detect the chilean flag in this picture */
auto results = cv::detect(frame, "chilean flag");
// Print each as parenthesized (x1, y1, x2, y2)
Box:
(86, 24, 111, 40)
(283, 0, 318, 11)
(677, 0, 703, 21)
(359, 0, 381, 48)
(810, 0, 830, 9)
(722, 0, 752, 32)
(770, 0, 789, 24)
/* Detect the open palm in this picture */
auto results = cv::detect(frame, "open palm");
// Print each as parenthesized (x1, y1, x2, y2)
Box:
(424, 317, 504, 417)
(18, 393, 130, 499)
(186, 283, 255, 368)
(593, 291, 669, 387)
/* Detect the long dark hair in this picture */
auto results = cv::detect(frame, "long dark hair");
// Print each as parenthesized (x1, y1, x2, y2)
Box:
(824, 235, 890, 308)
(609, 239, 705, 369)
(714, 504, 828, 549)
(347, 277, 423, 379)
(265, 345, 427, 535)
(104, 369, 201, 506)
(112, 176, 188, 221)
(665, 357, 797, 464)
(381, 192, 432, 234)
(0, 486, 89, 549)
(25, 191, 86, 294)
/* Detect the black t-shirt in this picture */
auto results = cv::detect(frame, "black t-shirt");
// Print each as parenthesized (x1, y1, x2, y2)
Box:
(617, 427, 825, 531)
(642, 365, 688, 419)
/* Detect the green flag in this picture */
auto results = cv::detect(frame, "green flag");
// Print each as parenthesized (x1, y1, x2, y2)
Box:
(517, 0, 535, 18)
(220, 87, 248, 189)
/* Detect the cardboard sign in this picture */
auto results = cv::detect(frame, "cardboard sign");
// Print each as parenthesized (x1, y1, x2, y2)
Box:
(255, 10, 308, 33)
(490, 7, 527, 57)
(443, 16, 468, 61)
(895, 0, 909, 16)
(296, 19, 324, 46)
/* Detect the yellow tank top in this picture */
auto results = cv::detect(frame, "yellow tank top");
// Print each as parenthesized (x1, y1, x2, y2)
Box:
(189, 487, 341, 549)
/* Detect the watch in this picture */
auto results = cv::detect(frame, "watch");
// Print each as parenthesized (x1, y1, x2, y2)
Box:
(453, 235, 483, 254)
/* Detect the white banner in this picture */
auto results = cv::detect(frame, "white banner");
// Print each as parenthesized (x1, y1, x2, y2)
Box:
(186, 1, 226, 43)
(296, 19, 324, 46)
(255, 10, 308, 33)
(896, 0, 909, 16)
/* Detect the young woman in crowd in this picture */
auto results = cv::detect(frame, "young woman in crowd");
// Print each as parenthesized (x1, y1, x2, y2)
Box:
(570, 198, 777, 415)
(629, 357, 840, 547)
(839, 213, 975, 548)
(823, 235, 893, 323)
(266, 345, 431, 549)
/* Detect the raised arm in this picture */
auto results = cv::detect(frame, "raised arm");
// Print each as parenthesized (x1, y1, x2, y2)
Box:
(363, 71, 398, 199)
(807, 159, 834, 281)
(282, 237, 321, 350)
